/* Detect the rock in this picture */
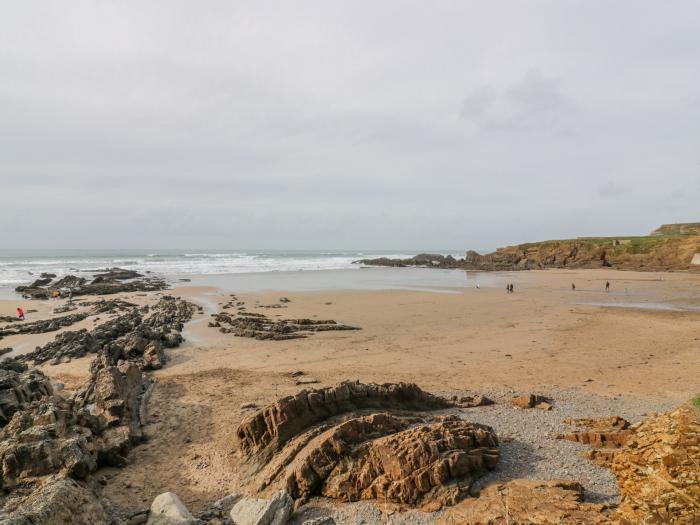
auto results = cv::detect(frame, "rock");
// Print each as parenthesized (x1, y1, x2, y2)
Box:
(454, 394, 494, 408)
(0, 366, 53, 426)
(0, 476, 109, 524)
(559, 416, 631, 449)
(291, 414, 499, 510)
(512, 393, 550, 409)
(211, 310, 359, 341)
(19, 296, 195, 366)
(146, 492, 195, 525)
(302, 519, 334, 525)
(15, 269, 167, 299)
(294, 378, 319, 385)
(438, 479, 609, 524)
(237, 381, 453, 463)
(230, 491, 293, 525)
(535, 401, 553, 411)
(612, 407, 700, 524)
(240, 402, 257, 409)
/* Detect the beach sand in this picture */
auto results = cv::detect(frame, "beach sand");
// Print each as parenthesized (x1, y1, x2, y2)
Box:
(2, 268, 699, 515)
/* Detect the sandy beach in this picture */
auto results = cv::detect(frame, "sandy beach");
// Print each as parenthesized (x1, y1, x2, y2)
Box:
(2, 267, 698, 521)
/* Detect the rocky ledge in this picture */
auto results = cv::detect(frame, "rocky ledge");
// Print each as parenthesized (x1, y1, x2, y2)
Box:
(18, 296, 197, 367)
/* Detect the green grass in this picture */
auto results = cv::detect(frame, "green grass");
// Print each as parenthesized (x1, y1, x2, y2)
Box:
(693, 395, 700, 408)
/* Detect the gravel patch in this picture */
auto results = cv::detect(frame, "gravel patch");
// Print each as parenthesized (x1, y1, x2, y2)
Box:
(443, 385, 678, 504)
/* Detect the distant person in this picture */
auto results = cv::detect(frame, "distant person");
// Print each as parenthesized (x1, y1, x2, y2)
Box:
(571, 283, 576, 291)
(510, 283, 514, 293)
(476, 284, 480, 289)
(17, 307, 24, 321)
(506, 284, 510, 294)
(605, 281, 610, 292)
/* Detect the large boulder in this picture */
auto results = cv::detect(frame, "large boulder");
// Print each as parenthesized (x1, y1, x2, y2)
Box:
(230, 491, 293, 525)
(319, 415, 498, 511)
(146, 492, 194, 525)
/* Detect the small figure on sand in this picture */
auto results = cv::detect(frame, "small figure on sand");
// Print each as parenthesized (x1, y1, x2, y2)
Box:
(17, 307, 24, 321)
(571, 283, 576, 291)
(605, 281, 610, 292)
(510, 283, 514, 293)
(506, 284, 510, 293)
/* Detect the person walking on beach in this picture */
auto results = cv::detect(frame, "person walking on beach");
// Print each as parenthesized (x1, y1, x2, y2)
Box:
(510, 283, 514, 293)
(16, 307, 24, 321)
(605, 281, 610, 292)
(571, 283, 576, 291)
(506, 284, 510, 294)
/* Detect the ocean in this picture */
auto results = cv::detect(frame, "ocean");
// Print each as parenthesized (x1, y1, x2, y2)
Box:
(0, 249, 474, 297)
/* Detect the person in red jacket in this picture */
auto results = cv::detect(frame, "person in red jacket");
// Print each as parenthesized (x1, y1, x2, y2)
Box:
(17, 307, 25, 320)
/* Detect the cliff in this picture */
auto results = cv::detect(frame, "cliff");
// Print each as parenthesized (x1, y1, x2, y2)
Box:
(357, 224, 700, 272)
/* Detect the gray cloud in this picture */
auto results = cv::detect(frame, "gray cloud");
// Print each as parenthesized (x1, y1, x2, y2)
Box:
(597, 181, 633, 198)
(1, 1, 699, 250)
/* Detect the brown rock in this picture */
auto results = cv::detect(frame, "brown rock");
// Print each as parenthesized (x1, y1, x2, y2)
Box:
(438, 479, 611, 524)
(559, 416, 631, 449)
(320, 415, 498, 511)
(512, 393, 549, 409)
(237, 381, 453, 464)
(611, 407, 700, 524)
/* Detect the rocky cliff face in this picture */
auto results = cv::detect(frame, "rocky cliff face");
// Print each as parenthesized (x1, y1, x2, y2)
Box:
(357, 224, 700, 271)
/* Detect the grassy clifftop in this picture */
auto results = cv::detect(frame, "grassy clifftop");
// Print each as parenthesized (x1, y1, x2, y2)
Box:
(651, 223, 700, 236)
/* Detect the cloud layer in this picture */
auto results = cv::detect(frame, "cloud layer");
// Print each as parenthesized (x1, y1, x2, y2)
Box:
(1, 1, 699, 249)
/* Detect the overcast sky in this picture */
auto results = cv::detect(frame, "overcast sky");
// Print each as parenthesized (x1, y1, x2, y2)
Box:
(1, 1, 699, 250)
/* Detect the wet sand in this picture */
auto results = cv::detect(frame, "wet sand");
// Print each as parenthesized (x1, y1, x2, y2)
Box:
(1, 268, 699, 513)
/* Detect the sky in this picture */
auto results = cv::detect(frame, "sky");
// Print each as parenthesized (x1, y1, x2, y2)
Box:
(1, 1, 699, 251)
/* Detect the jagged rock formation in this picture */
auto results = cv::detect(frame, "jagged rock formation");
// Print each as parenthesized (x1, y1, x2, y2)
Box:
(211, 311, 359, 341)
(0, 476, 109, 525)
(612, 406, 700, 524)
(237, 381, 452, 462)
(357, 224, 700, 272)
(317, 415, 498, 511)
(438, 479, 610, 524)
(0, 361, 54, 426)
(15, 267, 167, 299)
(19, 296, 196, 366)
(0, 299, 137, 341)
(0, 297, 196, 523)
(236, 382, 497, 511)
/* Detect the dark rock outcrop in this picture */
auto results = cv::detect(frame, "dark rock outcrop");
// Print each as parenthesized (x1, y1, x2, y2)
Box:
(0, 364, 54, 426)
(14, 268, 167, 299)
(0, 297, 195, 522)
(19, 296, 196, 367)
(213, 311, 359, 341)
